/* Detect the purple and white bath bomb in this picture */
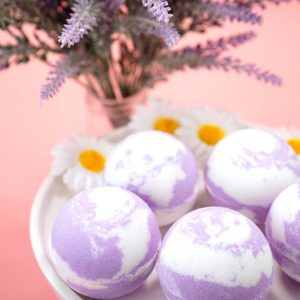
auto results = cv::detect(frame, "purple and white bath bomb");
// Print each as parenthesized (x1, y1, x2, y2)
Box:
(204, 128, 300, 224)
(157, 207, 273, 300)
(104, 131, 200, 226)
(266, 182, 300, 282)
(50, 186, 161, 299)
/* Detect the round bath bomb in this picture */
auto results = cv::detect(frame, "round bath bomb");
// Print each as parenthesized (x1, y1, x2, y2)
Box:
(204, 128, 300, 224)
(50, 186, 161, 299)
(266, 182, 300, 282)
(104, 131, 200, 226)
(157, 207, 273, 300)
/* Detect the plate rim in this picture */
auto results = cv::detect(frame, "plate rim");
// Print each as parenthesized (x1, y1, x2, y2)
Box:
(29, 127, 130, 300)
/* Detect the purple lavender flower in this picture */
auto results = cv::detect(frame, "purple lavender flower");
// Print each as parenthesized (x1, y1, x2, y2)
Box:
(99, 0, 125, 32)
(58, 0, 99, 48)
(212, 57, 282, 85)
(153, 22, 179, 47)
(40, 54, 83, 104)
(141, 0, 173, 23)
(105, 0, 125, 18)
(126, 16, 179, 47)
(178, 32, 257, 60)
(203, 2, 262, 25)
(204, 31, 257, 55)
(159, 33, 281, 86)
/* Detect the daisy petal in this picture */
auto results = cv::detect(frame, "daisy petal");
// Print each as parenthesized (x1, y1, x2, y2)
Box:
(51, 134, 114, 192)
(276, 127, 300, 157)
(177, 107, 242, 166)
(130, 98, 181, 135)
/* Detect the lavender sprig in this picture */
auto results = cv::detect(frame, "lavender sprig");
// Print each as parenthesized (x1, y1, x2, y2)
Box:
(40, 54, 83, 104)
(176, 1, 262, 30)
(203, 31, 257, 55)
(201, 2, 262, 25)
(99, 0, 125, 32)
(123, 16, 179, 47)
(160, 31, 258, 68)
(155, 33, 281, 86)
(105, 0, 125, 18)
(234, 0, 293, 9)
(141, 0, 173, 23)
(58, 0, 99, 48)
(213, 57, 282, 85)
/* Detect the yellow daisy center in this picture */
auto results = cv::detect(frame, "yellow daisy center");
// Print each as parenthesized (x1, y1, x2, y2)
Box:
(79, 150, 106, 173)
(153, 117, 180, 135)
(288, 139, 300, 155)
(198, 124, 225, 146)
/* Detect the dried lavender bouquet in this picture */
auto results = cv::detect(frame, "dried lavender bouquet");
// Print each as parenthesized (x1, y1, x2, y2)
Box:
(0, 0, 290, 104)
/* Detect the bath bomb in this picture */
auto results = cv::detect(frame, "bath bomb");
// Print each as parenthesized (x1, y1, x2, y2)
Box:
(104, 131, 200, 226)
(204, 128, 300, 224)
(50, 186, 161, 299)
(157, 207, 273, 300)
(266, 182, 300, 282)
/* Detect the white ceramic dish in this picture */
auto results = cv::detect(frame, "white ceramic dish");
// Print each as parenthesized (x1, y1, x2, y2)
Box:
(30, 128, 300, 300)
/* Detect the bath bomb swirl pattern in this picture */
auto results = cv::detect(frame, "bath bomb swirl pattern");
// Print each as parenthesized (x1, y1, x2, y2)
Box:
(266, 183, 300, 282)
(104, 131, 200, 226)
(157, 207, 273, 300)
(50, 186, 161, 299)
(205, 128, 300, 224)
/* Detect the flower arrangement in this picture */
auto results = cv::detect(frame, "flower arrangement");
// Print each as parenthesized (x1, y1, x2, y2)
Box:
(0, 0, 288, 107)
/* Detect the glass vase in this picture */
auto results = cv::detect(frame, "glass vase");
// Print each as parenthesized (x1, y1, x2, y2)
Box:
(86, 89, 147, 129)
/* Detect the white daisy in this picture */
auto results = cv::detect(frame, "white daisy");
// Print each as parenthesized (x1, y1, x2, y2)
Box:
(176, 107, 242, 166)
(276, 127, 300, 157)
(51, 135, 114, 192)
(130, 98, 181, 135)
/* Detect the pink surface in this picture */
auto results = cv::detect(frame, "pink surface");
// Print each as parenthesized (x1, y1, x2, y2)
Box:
(1, 3, 300, 299)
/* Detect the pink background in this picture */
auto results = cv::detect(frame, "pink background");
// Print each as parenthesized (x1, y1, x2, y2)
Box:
(1, 3, 300, 299)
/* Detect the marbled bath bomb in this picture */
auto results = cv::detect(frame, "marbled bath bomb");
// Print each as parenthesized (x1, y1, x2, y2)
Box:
(266, 182, 300, 282)
(157, 207, 273, 300)
(50, 186, 161, 299)
(104, 131, 200, 226)
(204, 128, 300, 224)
